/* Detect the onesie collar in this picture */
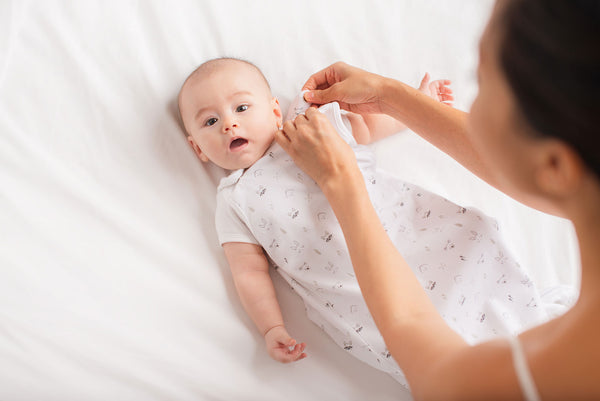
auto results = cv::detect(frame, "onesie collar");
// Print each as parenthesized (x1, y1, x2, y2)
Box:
(217, 168, 245, 191)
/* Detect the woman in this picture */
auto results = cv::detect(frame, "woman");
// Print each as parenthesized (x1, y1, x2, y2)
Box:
(275, 0, 599, 400)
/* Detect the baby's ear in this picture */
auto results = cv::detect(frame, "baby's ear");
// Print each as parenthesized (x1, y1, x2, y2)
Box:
(187, 136, 210, 163)
(272, 97, 283, 127)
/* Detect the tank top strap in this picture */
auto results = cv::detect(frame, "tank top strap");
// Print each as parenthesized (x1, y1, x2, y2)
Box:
(507, 336, 542, 401)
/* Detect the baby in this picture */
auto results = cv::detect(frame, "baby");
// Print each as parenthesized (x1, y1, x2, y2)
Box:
(177, 57, 550, 386)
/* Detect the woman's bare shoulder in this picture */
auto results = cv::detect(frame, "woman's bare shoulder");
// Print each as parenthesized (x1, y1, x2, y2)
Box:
(523, 302, 600, 399)
(426, 303, 600, 401)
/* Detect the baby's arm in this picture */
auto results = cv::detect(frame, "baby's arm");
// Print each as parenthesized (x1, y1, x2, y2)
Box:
(222, 242, 307, 363)
(346, 73, 454, 145)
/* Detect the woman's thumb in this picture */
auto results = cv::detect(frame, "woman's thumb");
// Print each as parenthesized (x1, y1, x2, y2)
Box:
(304, 86, 335, 105)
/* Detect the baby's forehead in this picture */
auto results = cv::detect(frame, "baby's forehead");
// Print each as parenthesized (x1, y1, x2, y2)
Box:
(189, 59, 270, 93)
(197, 60, 261, 82)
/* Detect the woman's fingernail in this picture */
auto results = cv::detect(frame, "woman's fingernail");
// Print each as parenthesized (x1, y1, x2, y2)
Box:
(304, 91, 313, 101)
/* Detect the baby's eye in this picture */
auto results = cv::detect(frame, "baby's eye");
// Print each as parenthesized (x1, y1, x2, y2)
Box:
(236, 104, 249, 112)
(205, 117, 218, 127)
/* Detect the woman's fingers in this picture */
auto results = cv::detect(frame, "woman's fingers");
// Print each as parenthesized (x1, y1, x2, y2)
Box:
(304, 105, 319, 119)
(301, 62, 385, 114)
(302, 62, 353, 105)
(302, 67, 327, 91)
(304, 84, 339, 105)
(276, 130, 294, 161)
(302, 61, 349, 90)
(277, 105, 360, 190)
(302, 63, 337, 91)
(275, 128, 289, 143)
(278, 110, 313, 145)
(277, 122, 293, 142)
(276, 114, 308, 154)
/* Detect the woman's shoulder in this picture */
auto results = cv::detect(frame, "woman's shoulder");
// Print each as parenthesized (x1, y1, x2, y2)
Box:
(523, 301, 600, 399)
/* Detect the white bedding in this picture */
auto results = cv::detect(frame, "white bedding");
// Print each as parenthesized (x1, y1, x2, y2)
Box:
(0, 1, 579, 400)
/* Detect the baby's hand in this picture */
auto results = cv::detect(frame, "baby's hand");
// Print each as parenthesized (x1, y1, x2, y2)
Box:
(418, 72, 454, 106)
(264, 325, 307, 363)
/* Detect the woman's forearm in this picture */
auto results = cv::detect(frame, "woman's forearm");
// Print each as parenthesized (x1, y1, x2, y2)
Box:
(378, 78, 497, 188)
(322, 172, 466, 386)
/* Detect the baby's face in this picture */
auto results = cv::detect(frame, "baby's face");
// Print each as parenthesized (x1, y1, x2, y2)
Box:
(179, 61, 282, 170)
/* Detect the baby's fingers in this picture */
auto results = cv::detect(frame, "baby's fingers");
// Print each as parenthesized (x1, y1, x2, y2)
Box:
(289, 342, 307, 362)
(431, 81, 453, 94)
(279, 342, 307, 363)
(418, 72, 431, 91)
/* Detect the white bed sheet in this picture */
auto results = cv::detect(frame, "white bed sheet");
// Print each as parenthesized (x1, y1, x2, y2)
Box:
(0, 1, 579, 400)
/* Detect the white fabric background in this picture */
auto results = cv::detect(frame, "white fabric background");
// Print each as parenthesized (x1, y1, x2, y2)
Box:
(0, 1, 579, 400)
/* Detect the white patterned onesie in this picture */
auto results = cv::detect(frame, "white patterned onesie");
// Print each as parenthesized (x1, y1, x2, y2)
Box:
(215, 99, 551, 387)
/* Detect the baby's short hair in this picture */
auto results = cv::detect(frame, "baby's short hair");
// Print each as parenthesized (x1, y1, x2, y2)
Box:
(188, 57, 271, 91)
(177, 57, 271, 136)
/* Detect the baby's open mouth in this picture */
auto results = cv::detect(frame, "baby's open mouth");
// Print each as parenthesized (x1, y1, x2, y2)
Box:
(229, 137, 248, 151)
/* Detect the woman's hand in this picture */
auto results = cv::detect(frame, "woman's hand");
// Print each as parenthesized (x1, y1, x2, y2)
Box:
(302, 62, 388, 115)
(275, 107, 362, 193)
(263, 325, 307, 363)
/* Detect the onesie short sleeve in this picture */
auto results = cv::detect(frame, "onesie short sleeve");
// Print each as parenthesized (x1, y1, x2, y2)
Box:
(215, 184, 259, 246)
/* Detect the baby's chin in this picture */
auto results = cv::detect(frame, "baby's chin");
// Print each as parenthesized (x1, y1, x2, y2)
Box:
(229, 159, 259, 171)
(221, 153, 266, 171)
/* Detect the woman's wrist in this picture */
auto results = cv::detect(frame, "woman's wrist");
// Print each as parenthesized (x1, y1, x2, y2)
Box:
(378, 77, 407, 117)
(320, 164, 367, 206)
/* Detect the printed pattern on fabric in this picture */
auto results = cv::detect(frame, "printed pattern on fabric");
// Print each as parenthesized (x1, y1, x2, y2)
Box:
(216, 102, 548, 387)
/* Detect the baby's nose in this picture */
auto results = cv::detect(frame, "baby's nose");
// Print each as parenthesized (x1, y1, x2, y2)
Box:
(223, 120, 239, 133)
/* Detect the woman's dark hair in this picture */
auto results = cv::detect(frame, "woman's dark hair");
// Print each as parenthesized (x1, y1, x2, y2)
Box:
(499, 0, 600, 177)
